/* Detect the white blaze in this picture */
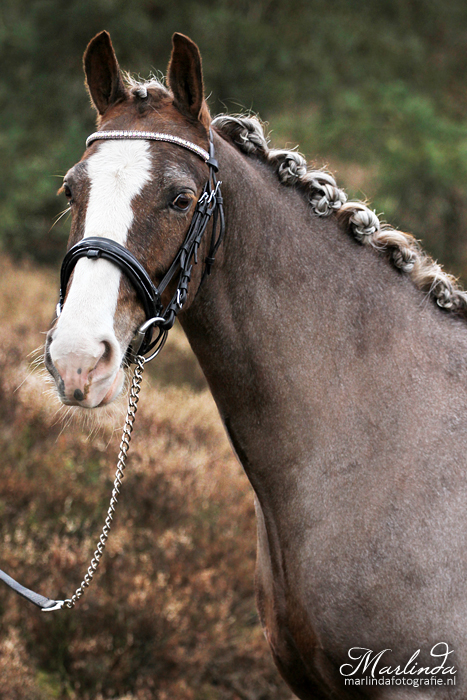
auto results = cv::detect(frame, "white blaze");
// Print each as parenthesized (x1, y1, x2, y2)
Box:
(54, 140, 153, 358)
(84, 139, 152, 244)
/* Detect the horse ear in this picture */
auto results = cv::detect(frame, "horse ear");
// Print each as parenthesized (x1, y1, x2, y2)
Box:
(167, 33, 210, 127)
(83, 31, 127, 116)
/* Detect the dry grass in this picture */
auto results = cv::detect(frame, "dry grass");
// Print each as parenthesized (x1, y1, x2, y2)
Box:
(0, 257, 292, 700)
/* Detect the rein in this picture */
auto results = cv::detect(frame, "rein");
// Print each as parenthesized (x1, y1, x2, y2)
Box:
(0, 127, 224, 611)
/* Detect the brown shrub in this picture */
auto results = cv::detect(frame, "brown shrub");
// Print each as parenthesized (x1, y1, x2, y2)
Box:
(0, 257, 292, 700)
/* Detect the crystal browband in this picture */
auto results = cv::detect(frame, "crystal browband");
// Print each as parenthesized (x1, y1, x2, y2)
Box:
(86, 130, 210, 162)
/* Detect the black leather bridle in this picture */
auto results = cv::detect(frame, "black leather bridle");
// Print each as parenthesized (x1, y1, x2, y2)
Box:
(58, 127, 224, 361)
(0, 127, 225, 611)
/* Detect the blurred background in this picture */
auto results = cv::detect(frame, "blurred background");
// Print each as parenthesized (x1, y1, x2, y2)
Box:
(3, 0, 467, 274)
(2, 1, 467, 698)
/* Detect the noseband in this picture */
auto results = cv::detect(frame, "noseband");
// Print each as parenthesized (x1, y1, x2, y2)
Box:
(58, 128, 225, 361)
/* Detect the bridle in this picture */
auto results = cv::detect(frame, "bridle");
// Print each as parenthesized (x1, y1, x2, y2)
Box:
(58, 127, 225, 361)
(0, 126, 225, 611)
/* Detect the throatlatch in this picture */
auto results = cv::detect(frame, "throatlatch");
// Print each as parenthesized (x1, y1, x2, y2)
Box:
(0, 128, 224, 611)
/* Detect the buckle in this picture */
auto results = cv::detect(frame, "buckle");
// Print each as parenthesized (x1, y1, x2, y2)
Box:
(130, 316, 168, 363)
(206, 156, 219, 172)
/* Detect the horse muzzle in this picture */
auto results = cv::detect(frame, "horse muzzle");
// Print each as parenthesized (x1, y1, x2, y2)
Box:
(45, 327, 125, 408)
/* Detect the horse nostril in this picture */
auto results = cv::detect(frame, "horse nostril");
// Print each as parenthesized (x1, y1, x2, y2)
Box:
(102, 341, 112, 362)
(44, 335, 53, 370)
(74, 389, 85, 401)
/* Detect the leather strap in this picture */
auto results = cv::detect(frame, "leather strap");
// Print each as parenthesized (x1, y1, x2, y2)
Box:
(60, 237, 162, 321)
(0, 568, 64, 611)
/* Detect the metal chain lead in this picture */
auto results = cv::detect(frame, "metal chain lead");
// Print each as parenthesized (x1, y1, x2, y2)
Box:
(62, 356, 146, 609)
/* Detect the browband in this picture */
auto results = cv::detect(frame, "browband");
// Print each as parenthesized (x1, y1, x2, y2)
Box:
(86, 130, 210, 162)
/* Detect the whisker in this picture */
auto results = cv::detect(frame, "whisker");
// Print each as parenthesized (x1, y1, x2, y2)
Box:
(14, 345, 47, 392)
(57, 407, 75, 437)
(49, 206, 71, 233)
(27, 345, 43, 359)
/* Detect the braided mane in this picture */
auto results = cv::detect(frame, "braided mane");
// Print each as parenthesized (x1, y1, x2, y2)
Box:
(212, 114, 467, 317)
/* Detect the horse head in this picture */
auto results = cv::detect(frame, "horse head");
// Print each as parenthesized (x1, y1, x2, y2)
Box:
(45, 31, 218, 408)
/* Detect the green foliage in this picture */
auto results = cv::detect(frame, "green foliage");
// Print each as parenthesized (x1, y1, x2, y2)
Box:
(273, 80, 467, 277)
(2, 0, 467, 276)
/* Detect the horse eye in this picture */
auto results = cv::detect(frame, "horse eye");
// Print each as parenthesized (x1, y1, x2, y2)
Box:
(63, 183, 73, 202)
(171, 193, 192, 212)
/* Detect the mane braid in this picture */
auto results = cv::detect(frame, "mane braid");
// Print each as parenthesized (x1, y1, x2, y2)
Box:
(212, 114, 467, 318)
(123, 72, 166, 99)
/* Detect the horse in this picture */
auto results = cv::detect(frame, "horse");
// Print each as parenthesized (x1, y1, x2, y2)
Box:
(44, 30, 467, 699)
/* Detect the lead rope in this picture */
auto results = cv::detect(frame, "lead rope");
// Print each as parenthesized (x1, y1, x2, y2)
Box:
(61, 355, 145, 610)
(0, 356, 147, 612)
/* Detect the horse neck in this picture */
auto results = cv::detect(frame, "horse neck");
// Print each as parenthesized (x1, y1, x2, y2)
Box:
(180, 133, 466, 495)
